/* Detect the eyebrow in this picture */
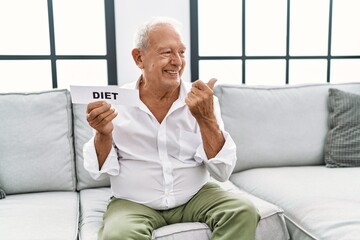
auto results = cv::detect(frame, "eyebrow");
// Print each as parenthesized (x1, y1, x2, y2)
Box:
(157, 46, 187, 51)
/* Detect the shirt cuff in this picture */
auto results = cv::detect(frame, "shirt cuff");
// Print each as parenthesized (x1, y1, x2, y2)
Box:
(83, 136, 120, 180)
(194, 131, 237, 182)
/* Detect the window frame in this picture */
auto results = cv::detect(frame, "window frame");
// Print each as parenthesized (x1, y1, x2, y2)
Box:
(0, 0, 117, 88)
(190, 0, 360, 84)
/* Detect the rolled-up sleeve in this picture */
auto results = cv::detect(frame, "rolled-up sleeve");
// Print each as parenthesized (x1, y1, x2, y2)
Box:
(194, 131, 237, 182)
(83, 136, 120, 180)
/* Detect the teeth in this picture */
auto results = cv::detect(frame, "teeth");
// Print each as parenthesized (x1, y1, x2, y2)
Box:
(166, 70, 177, 74)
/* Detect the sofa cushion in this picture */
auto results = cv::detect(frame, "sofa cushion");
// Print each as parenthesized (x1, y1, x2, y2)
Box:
(73, 104, 110, 190)
(230, 166, 360, 240)
(214, 83, 360, 172)
(325, 88, 360, 167)
(78, 188, 111, 240)
(0, 89, 76, 194)
(79, 182, 289, 240)
(79, 187, 212, 240)
(212, 179, 289, 240)
(0, 191, 79, 240)
(0, 188, 5, 199)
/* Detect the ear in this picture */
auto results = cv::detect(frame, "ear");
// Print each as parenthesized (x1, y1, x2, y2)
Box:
(132, 48, 144, 69)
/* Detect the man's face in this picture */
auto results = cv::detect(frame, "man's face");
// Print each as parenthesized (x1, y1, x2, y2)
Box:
(140, 24, 186, 88)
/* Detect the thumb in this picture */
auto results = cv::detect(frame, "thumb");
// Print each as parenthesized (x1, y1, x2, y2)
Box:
(207, 78, 217, 90)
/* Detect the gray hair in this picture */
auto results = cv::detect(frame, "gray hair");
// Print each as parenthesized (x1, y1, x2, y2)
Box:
(134, 17, 183, 50)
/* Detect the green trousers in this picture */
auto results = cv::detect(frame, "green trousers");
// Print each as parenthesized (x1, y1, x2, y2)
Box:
(99, 182, 260, 240)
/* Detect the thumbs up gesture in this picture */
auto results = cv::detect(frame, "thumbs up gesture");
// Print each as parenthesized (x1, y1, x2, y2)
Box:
(185, 78, 217, 121)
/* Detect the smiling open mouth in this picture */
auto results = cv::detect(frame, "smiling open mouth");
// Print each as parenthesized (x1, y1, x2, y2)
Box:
(165, 70, 178, 74)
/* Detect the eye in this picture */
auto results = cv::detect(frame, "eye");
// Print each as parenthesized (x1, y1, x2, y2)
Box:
(162, 51, 171, 56)
(179, 50, 185, 57)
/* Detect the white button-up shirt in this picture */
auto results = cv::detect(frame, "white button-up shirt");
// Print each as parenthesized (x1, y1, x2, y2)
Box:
(83, 80, 237, 210)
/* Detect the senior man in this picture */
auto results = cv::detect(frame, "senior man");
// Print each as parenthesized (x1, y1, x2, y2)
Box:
(83, 17, 260, 240)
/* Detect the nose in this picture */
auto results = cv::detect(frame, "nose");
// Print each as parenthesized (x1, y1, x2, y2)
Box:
(171, 52, 182, 66)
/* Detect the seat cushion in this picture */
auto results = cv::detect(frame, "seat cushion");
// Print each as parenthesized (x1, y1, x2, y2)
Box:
(230, 166, 360, 240)
(79, 186, 212, 240)
(212, 179, 289, 240)
(0, 191, 79, 240)
(78, 188, 111, 240)
(0, 89, 76, 194)
(79, 181, 289, 240)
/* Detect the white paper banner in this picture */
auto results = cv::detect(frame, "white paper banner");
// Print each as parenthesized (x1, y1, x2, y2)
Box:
(70, 85, 139, 106)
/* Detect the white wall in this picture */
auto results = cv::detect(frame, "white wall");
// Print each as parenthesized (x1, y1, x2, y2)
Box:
(114, 0, 191, 86)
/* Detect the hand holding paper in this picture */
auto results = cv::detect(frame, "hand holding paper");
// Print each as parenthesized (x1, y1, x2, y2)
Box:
(86, 101, 117, 136)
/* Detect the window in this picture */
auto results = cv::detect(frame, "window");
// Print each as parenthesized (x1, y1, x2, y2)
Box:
(0, 0, 117, 92)
(191, 0, 360, 85)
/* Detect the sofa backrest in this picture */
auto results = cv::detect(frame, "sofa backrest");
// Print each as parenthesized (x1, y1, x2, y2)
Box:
(3, 83, 359, 193)
(214, 83, 360, 173)
(0, 90, 76, 194)
(72, 104, 110, 190)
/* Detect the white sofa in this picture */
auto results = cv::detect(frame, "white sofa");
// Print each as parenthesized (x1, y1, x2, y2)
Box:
(1, 82, 359, 239)
(0, 87, 287, 240)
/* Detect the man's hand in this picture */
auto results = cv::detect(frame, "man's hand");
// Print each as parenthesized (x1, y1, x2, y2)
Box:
(86, 101, 117, 136)
(86, 101, 117, 169)
(186, 78, 224, 159)
(185, 78, 217, 122)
